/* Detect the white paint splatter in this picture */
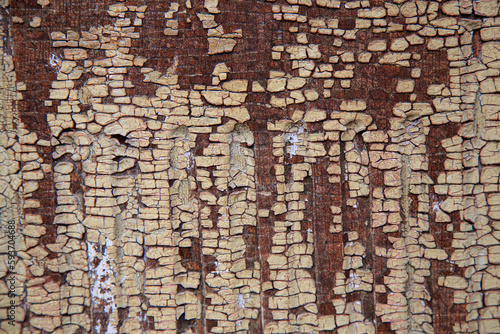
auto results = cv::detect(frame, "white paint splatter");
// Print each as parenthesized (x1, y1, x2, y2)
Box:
(433, 202, 442, 212)
(236, 294, 245, 309)
(347, 271, 362, 291)
(49, 54, 61, 70)
(184, 151, 194, 171)
(285, 126, 304, 158)
(211, 260, 229, 276)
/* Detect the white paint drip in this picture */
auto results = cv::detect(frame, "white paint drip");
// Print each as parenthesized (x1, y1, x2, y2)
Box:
(87, 238, 118, 334)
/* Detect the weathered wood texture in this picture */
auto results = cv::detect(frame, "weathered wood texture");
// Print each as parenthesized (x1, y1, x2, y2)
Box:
(1, 0, 500, 333)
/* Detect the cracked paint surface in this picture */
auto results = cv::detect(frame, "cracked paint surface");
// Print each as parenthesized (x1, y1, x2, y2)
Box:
(0, 0, 500, 333)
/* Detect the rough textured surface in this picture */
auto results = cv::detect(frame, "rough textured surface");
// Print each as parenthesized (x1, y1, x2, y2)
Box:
(1, 0, 500, 333)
